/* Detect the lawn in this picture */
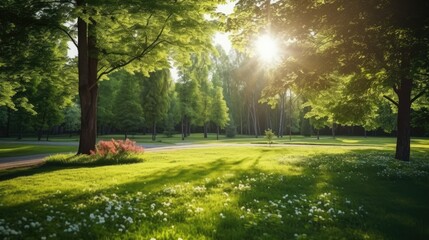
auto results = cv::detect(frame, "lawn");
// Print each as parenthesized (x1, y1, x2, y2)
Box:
(0, 144, 77, 158)
(0, 145, 428, 239)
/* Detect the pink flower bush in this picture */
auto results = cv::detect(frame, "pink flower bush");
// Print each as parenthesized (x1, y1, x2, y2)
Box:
(91, 139, 144, 157)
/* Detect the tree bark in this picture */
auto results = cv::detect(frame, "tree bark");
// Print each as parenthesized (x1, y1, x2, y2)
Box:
(152, 121, 157, 141)
(77, 9, 98, 154)
(251, 93, 258, 138)
(6, 108, 11, 138)
(181, 117, 185, 140)
(216, 125, 219, 140)
(278, 92, 284, 138)
(289, 90, 292, 141)
(203, 122, 208, 138)
(395, 78, 412, 161)
(46, 127, 50, 141)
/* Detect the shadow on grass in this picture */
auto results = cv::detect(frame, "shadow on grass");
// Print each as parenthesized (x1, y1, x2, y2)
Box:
(1, 148, 428, 239)
(0, 154, 144, 181)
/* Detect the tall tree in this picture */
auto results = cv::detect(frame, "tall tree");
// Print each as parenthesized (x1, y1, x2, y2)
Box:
(230, 0, 429, 161)
(140, 69, 172, 141)
(4, 0, 222, 153)
(210, 86, 229, 140)
(176, 68, 202, 140)
(112, 72, 144, 139)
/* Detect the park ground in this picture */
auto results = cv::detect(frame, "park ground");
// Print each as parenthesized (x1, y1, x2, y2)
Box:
(0, 135, 428, 239)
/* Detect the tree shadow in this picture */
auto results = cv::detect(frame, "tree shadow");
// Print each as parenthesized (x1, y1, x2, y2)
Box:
(0, 154, 144, 181)
(0, 148, 428, 239)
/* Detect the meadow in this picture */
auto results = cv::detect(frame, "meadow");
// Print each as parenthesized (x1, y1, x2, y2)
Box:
(0, 141, 428, 239)
(1, 134, 428, 158)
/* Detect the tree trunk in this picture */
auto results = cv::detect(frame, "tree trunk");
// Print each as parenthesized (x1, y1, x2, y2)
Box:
(331, 123, 336, 139)
(125, 131, 127, 140)
(203, 122, 208, 138)
(37, 130, 42, 141)
(317, 129, 320, 140)
(395, 78, 412, 161)
(46, 127, 50, 141)
(6, 108, 11, 138)
(278, 93, 284, 138)
(251, 93, 258, 138)
(240, 109, 243, 135)
(181, 117, 185, 140)
(216, 125, 219, 140)
(247, 106, 251, 135)
(77, 11, 98, 155)
(289, 90, 292, 141)
(152, 121, 157, 141)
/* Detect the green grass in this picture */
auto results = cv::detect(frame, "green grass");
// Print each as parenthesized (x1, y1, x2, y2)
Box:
(2, 135, 428, 159)
(0, 144, 77, 158)
(0, 145, 428, 239)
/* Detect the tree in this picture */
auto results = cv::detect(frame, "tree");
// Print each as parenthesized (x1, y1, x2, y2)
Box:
(63, 102, 81, 137)
(0, 0, 67, 111)
(112, 72, 144, 139)
(4, 0, 222, 153)
(230, 0, 429, 161)
(140, 69, 172, 141)
(196, 55, 213, 139)
(265, 128, 275, 147)
(176, 58, 203, 140)
(163, 89, 181, 137)
(211, 87, 229, 140)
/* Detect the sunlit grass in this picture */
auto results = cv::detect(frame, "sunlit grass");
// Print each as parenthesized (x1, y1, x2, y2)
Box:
(0, 146, 428, 239)
(0, 144, 76, 158)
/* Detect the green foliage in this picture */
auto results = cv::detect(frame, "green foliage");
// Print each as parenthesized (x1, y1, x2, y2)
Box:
(112, 73, 144, 136)
(210, 86, 230, 128)
(411, 107, 429, 135)
(264, 128, 275, 146)
(0, 0, 69, 111)
(225, 117, 237, 138)
(163, 91, 181, 137)
(98, 75, 121, 131)
(63, 103, 80, 133)
(139, 69, 172, 137)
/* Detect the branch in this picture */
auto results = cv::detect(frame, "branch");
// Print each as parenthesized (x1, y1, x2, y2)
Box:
(383, 95, 399, 107)
(393, 84, 399, 94)
(90, 13, 173, 90)
(56, 25, 78, 48)
(411, 89, 427, 103)
(416, 72, 429, 78)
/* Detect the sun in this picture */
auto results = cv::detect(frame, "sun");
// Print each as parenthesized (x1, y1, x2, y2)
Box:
(255, 34, 279, 63)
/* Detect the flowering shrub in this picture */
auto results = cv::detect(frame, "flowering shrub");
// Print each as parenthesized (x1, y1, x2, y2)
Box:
(91, 139, 144, 159)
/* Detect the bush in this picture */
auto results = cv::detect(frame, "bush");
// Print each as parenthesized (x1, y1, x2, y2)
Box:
(225, 121, 237, 138)
(265, 129, 276, 147)
(91, 139, 144, 163)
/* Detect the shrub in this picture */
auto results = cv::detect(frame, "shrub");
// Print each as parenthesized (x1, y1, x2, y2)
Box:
(91, 139, 144, 162)
(265, 129, 276, 147)
(225, 120, 237, 138)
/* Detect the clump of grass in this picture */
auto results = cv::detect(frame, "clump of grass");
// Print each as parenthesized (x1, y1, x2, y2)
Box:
(45, 153, 144, 167)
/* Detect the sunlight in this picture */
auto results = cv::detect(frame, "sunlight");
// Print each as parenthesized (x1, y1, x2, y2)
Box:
(255, 34, 279, 63)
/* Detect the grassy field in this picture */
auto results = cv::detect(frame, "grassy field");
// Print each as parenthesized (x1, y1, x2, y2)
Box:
(0, 145, 428, 239)
(1, 135, 428, 158)
(0, 144, 77, 158)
